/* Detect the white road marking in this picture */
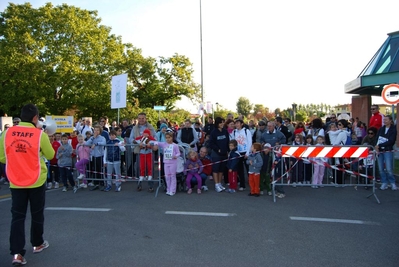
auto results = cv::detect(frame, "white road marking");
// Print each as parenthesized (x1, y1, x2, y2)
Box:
(46, 207, 111, 212)
(290, 216, 380, 225)
(165, 211, 236, 217)
(0, 198, 11, 202)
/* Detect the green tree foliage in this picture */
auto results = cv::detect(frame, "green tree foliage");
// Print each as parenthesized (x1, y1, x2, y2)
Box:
(0, 3, 125, 117)
(295, 110, 309, 122)
(236, 97, 252, 116)
(123, 50, 201, 110)
(0, 3, 200, 120)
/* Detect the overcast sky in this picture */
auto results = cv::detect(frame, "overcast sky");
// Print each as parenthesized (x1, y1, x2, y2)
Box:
(2, 0, 398, 112)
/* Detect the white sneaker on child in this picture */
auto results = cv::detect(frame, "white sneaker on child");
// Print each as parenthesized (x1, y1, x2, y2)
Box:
(54, 182, 59, 189)
(47, 182, 52, 190)
(77, 174, 85, 180)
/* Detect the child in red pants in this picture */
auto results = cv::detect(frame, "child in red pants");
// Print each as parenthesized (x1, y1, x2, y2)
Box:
(246, 143, 263, 197)
(226, 140, 241, 193)
(135, 129, 156, 190)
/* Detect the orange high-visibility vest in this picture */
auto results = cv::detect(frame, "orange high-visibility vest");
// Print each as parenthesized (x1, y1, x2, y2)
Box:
(4, 126, 42, 187)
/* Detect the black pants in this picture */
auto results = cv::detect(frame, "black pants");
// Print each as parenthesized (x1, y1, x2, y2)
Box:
(48, 165, 60, 183)
(333, 158, 345, 184)
(90, 156, 104, 185)
(237, 153, 248, 189)
(10, 184, 46, 256)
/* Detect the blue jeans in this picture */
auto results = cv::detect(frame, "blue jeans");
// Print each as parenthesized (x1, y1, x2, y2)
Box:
(377, 151, 395, 185)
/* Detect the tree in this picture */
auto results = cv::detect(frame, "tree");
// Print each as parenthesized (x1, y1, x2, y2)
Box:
(296, 110, 309, 122)
(124, 51, 201, 110)
(236, 97, 252, 116)
(0, 3, 125, 117)
(0, 3, 201, 120)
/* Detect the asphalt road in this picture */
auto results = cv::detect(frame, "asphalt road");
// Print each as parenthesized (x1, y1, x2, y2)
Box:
(0, 181, 398, 267)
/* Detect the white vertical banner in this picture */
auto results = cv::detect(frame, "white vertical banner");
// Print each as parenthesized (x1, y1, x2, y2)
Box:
(198, 103, 204, 116)
(206, 101, 212, 113)
(111, 73, 128, 109)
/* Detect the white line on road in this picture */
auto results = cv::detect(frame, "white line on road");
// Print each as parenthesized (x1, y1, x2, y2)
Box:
(290, 216, 380, 225)
(0, 198, 11, 202)
(46, 207, 111, 212)
(165, 211, 236, 217)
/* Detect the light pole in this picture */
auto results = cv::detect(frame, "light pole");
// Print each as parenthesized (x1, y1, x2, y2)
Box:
(292, 103, 297, 121)
(199, 0, 204, 125)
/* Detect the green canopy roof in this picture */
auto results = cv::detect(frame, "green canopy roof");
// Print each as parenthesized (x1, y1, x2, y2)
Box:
(345, 31, 399, 95)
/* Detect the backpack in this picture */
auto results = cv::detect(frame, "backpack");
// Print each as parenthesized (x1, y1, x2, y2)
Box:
(233, 128, 248, 139)
(342, 132, 352, 145)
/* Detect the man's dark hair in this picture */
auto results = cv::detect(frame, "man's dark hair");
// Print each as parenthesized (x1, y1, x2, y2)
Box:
(20, 104, 39, 122)
(275, 116, 283, 123)
(285, 118, 291, 123)
(214, 117, 225, 126)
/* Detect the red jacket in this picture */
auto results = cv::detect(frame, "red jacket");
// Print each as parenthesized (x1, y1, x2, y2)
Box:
(200, 156, 212, 175)
(50, 141, 61, 165)
(369, 112, 384, 130)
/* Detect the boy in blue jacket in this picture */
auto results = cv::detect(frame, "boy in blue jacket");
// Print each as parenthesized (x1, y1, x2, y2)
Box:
(226, 140, 241, 193)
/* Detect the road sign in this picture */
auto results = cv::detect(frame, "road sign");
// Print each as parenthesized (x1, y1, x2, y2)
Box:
(153, 106, 166, 111)
(381, 84, 399, 104)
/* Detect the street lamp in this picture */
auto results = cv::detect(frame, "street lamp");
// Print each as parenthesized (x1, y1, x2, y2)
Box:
(292, 103, 297, 121)
(199, 0, 204, 125)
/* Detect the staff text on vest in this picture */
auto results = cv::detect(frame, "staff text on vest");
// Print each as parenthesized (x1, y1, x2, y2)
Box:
(12, 131, 35, 138)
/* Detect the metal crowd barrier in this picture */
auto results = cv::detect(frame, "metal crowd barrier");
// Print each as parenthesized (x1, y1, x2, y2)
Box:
(47, 144, 162, 197)
(271, 145, 379, 203)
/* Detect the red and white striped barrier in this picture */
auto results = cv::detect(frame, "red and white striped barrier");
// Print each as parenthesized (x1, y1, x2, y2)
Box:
(281, 146, 369, 158)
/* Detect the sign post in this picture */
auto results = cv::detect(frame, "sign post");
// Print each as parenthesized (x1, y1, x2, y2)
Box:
(153, 106, 166, 121)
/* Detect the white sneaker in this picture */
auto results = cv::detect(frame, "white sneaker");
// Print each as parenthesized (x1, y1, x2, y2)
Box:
(54, 182, 59, 189)
(88, 182, 94, 187)
(380, 183, 388, 190)
(77, 174, 85, 180)
(47, 182, 52, 190)
(267, 191, 272, 196)
(238, 187, 245, 191)
(139, 176, 144, 182)
(201, 185, 209, 191)
(391, 184, 397, 191)
(79, 183, 88, 189)
(147, 176, 152, 181)
(292, 182, 297, 188)
(298, 182, 302, 185)
(219, 184, 226, 190)
(276, 192, 285, 198)
(215, 184, 223, 193)
(260, 191, 264, 195)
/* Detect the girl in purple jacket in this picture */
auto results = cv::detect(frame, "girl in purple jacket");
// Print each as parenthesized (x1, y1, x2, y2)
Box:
(184, 150, 203, 194)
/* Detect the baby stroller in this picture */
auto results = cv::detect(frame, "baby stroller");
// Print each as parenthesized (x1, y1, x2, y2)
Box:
(176, 143, 193, 192)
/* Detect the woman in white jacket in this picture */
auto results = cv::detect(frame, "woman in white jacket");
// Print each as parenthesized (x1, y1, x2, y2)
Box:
(328, 120, 351, 184)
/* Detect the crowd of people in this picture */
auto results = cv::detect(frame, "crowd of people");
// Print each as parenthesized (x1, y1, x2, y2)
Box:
(1, 105, 398, 196)
(0, 103, 398, 265)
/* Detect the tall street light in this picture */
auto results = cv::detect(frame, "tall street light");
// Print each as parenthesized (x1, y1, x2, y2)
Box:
(199, 0, 204, 125)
